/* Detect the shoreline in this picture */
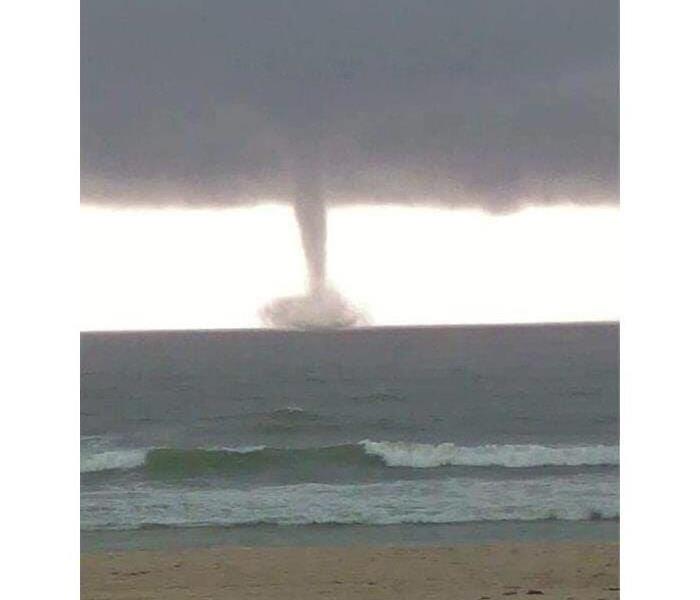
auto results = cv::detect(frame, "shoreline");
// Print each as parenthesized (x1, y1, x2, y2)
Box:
(82, 541, 620, 600)
(82, 520, 619, 553)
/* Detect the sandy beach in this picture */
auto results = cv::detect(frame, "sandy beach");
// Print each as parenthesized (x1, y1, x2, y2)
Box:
(82, 542, 619, 600)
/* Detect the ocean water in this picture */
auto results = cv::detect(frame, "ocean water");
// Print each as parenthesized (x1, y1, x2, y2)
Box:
(81, 324, 619, 551)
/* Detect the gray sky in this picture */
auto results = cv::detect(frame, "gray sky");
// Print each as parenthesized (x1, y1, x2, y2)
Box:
(82, 0, 618, 212)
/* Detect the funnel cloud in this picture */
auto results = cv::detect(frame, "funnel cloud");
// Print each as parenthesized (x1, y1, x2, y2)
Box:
(291, 146, 326, 295)
(264, 142, 366, 329)
(81, 1, 619, 328)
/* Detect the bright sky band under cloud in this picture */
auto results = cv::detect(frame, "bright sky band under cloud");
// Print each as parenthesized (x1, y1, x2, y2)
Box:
(81, 204, 618, 331)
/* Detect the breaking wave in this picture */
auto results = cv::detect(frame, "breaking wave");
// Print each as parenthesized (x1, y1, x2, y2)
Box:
(81, 441, 618, 475)
(360, 440, 619, 468)
(81, 448, 149, 473)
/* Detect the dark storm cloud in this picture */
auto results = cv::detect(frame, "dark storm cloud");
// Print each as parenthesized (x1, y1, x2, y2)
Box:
(82, 0, 618, 211)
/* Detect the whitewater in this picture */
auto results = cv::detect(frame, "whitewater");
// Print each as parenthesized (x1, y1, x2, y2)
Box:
(81, 441, 619, 474)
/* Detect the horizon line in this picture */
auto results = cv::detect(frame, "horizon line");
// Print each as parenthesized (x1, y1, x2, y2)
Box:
(81, 319, 619, 336)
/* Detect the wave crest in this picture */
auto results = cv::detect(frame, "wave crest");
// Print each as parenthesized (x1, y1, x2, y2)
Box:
(360, 440, 619, 468)
(81, 441, 619, 475)
(81, 448, 149, 473)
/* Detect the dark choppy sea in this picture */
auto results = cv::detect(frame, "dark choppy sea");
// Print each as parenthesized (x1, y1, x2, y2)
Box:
(81, 324, 619, 551)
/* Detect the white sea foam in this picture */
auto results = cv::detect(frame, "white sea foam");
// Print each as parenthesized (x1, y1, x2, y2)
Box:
(360, 440, 619, 468)
(215, 445, 266, 454)
(81, 448, 149, 473)
(81, 472, 619, 530)
(80, 445, 268, 473)
(80, 441, 619, 473)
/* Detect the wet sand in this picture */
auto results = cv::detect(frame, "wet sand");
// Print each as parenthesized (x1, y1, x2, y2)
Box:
(81, 542, 619, 599)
